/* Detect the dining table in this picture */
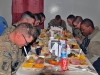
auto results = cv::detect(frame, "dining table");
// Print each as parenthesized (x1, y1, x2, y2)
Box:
(16, 29, 98, 75)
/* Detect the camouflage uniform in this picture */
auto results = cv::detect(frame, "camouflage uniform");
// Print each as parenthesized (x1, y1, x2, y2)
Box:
(73, 27, 85, 45)
(35, 26, 41, 36)
(1, 23, 25, 75)
(48, 19, 67, 30)
(2, 23, 18, 35)
(86, 27, 100, 64)
(0, 34, 18, 75)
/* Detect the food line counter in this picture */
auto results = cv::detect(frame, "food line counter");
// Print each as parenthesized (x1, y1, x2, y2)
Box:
(16, 29, 98, 75)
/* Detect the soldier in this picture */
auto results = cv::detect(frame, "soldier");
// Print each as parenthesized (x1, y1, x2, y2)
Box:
(67, 14, 76, 37)
(80, 19, 100, 74)
(35, 13, 45, 36)
(48, 15, 67, 30)
(73, 16, 85, 45)
(1, 11, 36, 74)
(0, 23, 37, 75)
(39, 12, 45, 25)
(2, 11, 35, 35)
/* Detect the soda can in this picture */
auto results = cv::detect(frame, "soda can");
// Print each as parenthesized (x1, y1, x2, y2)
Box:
(60, 58, 68, 71)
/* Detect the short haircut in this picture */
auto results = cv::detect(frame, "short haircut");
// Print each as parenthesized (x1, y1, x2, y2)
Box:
(67, 14, 75, 20)
(15, 23, 37, 39)
(20, 11, 35, 20)
(73, 16, 83, 24)
(81, 18, 94, 29)
(39, 12, 45, 19)
(34, 13, 41, 21)
(55, 15, 61, 20)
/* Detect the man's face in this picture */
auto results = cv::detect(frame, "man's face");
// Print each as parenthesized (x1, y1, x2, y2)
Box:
(80, 24, 90, 36)
(55, 19, 61, 24)
(40, 17, 45, 24)
(67, 19, 73, 26)
(27, 18, 35, 26)
(73, 21, 81, 29)
(15, 33, 33, 48)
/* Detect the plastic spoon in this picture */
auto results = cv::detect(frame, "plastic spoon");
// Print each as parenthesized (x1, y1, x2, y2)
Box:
(78, 49, 82, 57)
(24, 46, 29, 60)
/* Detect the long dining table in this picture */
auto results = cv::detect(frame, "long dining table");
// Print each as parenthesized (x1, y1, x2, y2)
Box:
(16, 29, 98, 75)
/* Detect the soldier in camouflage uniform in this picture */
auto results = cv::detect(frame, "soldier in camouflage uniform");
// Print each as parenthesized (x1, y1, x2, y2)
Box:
(0, 23, 37, 75)
(73, 16, 85, 45)
(2, 11, 35, 35)
(1, 11, 35, 75)
(48, 15, 67, 30)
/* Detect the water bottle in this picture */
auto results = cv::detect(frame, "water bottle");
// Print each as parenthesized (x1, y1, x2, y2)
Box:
(61, 44, 66, 58)
(60, 44, 68, 71)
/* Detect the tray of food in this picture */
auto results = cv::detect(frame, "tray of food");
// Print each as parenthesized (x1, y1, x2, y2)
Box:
(45, 58, 60, 66)
(22, 55, 45, 70)
(68, 42, 79, 50)
(68, 53, 88, 67)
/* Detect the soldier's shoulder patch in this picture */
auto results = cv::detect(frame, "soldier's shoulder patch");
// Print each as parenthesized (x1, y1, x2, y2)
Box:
(2, 61, 10, 71)
(3, 51, 12, 59)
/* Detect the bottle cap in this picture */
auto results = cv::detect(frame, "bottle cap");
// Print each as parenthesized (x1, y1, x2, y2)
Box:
(62, 44, 66, 47)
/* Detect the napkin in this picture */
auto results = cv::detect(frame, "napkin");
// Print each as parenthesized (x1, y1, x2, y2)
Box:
(51, 26, 62, 32)
(50, 42, 62, 57)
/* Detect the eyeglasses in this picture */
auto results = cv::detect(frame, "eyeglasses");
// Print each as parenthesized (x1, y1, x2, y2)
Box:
(22, 34, 29, 46)
(81, 27, 88, 32)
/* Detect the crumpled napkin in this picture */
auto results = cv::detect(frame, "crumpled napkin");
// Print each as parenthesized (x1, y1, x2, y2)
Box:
(50, 42, 62, 57)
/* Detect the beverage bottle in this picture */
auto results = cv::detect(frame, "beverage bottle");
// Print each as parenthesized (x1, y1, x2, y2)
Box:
(60, 44, 68, 71)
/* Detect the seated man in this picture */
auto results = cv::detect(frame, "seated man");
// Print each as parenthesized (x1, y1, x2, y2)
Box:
(73, 16, 85, 45)
(80, 18, 100, 74)
(67, 14, 77, 37)
(0, 23, 37, 75)
(33, 13, 41, 36)
(48, 15, 67, 30)
(2, 11, 35, 35)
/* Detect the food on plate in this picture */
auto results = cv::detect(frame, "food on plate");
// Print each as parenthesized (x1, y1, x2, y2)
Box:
(42, 29, 46, 32)
(41, 47, 49, 53)
(39, 33, 45, 38)
(22, 62, 33, 68)
(35, 59, 44, 64)
(26, 56, 35, 63)
(69, 54, 87, 65)
(70, 57, 81, 65)
(48, 59, 59, 66)
(33, 64, 44, 68)
(38, 41, 45, 46)
(44, 53, 50, 56)
(70, 42, 79, 49)
(68, 53, 75, 57)
(54, 35, 59, 39)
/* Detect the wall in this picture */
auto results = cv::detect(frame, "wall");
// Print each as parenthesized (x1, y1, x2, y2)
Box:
(44, 0, 100, 32)
(0, 0, 100, 32)
(0, 0, 12, 25)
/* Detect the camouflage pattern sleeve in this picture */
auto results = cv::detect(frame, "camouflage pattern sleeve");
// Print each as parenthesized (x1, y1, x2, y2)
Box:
(62, 20, 67, 30)
(0, 46, 11, 75)
(2, 25, 15, 35)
